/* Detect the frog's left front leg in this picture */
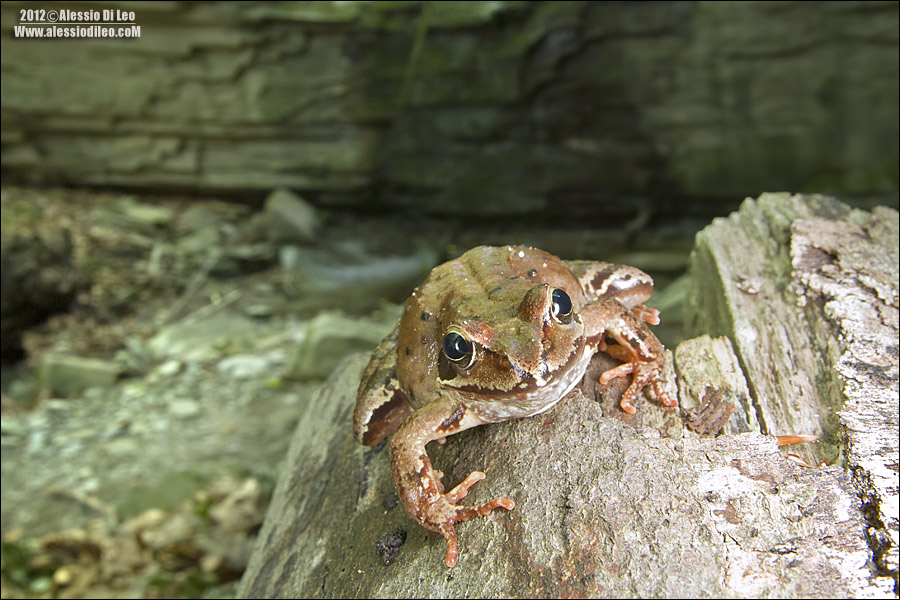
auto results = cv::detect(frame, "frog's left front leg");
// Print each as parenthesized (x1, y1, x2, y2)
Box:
(582, 299, 678, 414)
(389, 399, 514, 567)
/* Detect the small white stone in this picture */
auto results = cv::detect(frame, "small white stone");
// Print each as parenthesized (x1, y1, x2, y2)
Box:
(217, 354, 270, 379)
(169, 399, 201, 418)
(157, 360, 183, 376)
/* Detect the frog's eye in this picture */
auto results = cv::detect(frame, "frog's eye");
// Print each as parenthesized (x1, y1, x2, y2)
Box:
(443, 331, 476, 369)
(550, 288, 573, 324)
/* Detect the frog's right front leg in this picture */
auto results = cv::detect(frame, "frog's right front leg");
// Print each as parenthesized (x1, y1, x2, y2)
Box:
(389, 399, 515, 568)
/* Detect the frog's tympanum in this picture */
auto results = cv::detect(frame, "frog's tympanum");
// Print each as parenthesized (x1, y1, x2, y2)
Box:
(353, 245, 677, 567)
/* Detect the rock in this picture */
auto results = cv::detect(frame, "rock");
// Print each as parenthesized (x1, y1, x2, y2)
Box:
(90, 197, 175, 236)
(217, 353, 282, 379)
(2, 3, 895, 215)
(114, 197, 175, 228)
(241, 303, 274, 318)
(176, 226, 221, 255)
(238, 354, 889, 598)
(176, 205, 228, 234)
(39, 355, 120, 397)
(0, 229, 80, 362)
(685, 193, 899, 584)
(168, 399, 201, 419)
(278, 242, 438, 313)
(282, 310, 399, 380)
(103, 437, 141, 456)
(262, 188, 319, 244)
(235, 188, 319, 246)
(154, 359, 183, 377)
(148, 311, 260, 363)
(213, 243, 278, 277)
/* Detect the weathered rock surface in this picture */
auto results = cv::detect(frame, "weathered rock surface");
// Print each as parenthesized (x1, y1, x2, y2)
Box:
(238, 353, 889, 598)
(2, 2, 897, 215)
(0, 228, 81, 362)
(39, 354, 120, 397)
(687, 192, 900, 584)
(238, 194, 898, 597)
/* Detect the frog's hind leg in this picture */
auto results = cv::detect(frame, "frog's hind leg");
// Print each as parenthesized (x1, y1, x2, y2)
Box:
(353, 325, 413, 446)
(565, 260, 656, 318)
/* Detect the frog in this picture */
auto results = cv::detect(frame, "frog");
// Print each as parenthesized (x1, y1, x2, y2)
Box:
(353, 245, 677, 567)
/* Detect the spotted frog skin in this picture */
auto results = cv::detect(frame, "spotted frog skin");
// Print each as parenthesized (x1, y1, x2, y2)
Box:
(353, 245, 676, 567)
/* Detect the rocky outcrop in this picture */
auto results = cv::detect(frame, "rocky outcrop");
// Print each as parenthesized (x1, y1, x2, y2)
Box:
(2, 2, 897, 216)
(237, 194, 898, 597)
(0, 228, 80, 362)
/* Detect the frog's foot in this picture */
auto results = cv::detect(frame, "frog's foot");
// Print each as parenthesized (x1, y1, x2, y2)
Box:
(428, 471, 515, 567)
(632, 304, 660, 326)
(599, 361, 678, 414)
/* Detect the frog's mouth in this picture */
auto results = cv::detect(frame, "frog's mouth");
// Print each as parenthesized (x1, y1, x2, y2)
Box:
(441, 347, 592, 421)
(439, 335, 587, 406)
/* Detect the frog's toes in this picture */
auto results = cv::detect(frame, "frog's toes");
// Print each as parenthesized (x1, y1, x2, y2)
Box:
(599, 361, 636, 385)
(445, 471, 514, 522)
(428, 473, 515, 568)
(440, 525, 461, 567)
(445, 470, 483, 503)
(600, 361, 676, 413)
(653, 380, 678, 408)
(436, 494, 515, 568)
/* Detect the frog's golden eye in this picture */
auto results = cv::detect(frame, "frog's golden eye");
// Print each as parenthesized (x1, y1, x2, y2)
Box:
(443, 331, 476, 369)
(550, 288, 573, 324)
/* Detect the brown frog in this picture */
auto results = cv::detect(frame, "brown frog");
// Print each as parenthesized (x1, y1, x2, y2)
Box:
(353, 245, 676, 567)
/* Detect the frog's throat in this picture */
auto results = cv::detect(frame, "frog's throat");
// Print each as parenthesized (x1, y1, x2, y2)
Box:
(440, 350, 592, 422)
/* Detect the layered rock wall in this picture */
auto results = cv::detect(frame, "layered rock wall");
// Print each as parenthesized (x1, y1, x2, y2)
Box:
(2, 1, 897, 215)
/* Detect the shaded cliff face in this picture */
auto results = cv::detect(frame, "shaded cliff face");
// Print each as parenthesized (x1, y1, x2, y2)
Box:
(1, 1, 898, 217)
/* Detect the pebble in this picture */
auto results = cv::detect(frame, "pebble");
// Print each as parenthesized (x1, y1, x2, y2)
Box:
(104, 437, 140, 456)
(217, 354, 271, 379)
(157, 360, 184, 377)
(169, 399, 201, 419)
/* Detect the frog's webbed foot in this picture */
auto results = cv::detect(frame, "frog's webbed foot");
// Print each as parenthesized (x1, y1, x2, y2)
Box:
(410, 468, 514, 568)
(432, 472, 515, 567)
(583, 299, 676, 414)
(632, 304, 660, 325)
(598, 330, 676, 414)
(599, 359, 677, 414)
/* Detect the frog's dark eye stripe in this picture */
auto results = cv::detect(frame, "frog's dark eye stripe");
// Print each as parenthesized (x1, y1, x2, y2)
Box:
(443, 331, 476, 368)
(549, 288, 573, 323)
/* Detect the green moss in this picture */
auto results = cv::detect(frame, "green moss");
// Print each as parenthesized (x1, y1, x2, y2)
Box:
(1, 538, 55, 596)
